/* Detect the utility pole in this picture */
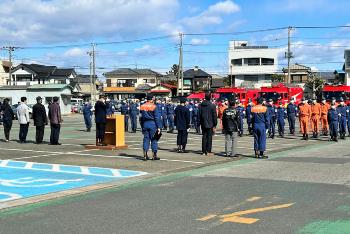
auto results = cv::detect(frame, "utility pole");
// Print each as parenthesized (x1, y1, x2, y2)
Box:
(177, 33, 184, 96)
(92, 43, 96, 102)
(3, 46, 16, 85)
(286, 26, 293, 84)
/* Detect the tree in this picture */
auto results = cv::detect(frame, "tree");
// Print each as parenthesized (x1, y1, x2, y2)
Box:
(271, 74, 285, 83)
(306, 72, 325, 99)
(167, 64, 179, 77)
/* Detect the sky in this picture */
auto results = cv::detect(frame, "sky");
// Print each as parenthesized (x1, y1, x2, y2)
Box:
(1, 0, 350, 77)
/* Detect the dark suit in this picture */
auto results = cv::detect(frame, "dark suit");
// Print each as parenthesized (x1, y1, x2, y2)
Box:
(33, 102, 48, 143)
(174, 105, 190, 147)
(94, 100, 107, 141)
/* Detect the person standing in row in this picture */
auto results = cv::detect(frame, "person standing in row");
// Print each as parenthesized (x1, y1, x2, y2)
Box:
(222, 99, 240, 157)
(166, 100, 175, 133)
(1, 98, 14, 142)
(310, 98, 321, 138)
(337, 98, 347, 140)
(287, 98, 298, 135)
(94, 95, 107, 146)
(140, 94, 161, 161)
(328, 102, 339, 142)
(174, 98, 190, 153)
(267, 99, 276, 139)
(299, 97, 311, 140)
(251, 97, 269, 159)
(246, 99, 253, 135)
(83, 101, 93, 132)
(347, 103, 350, 137)
(193, 101, 201, 134)
(320, 98, 330, 136)
(17, 97, 30, 143)
(130, 100, 139, 133)
(198, 93, 217, 156)
(236, 100, 244, 137)
(48, 96, 62, 145)
(32, 96, 48, 144)
(276, 102, 287, 137)
(120, 100, 129, 132)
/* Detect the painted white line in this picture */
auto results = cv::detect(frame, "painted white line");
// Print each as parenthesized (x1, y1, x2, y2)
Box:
(10, 154, 60, 160)
(160, 158, 204, 164)
(0, 160, 9, 166)
(80, 167, 90, 175)
(24, 162, 33, 169)
(111, 169, 122, 177)
(52, 164, 60, 172)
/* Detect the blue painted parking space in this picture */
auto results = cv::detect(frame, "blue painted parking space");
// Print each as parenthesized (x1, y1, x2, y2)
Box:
(0, 160, 147, 203)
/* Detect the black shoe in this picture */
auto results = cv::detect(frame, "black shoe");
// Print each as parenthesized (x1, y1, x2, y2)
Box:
(143, 151, 150, 161)
(153, 152, 160, 160)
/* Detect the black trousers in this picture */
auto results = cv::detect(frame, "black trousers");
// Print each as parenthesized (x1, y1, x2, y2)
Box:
(202, 127, 213, 154)
(96, 123, 106, 141)
(36, 125, 45, 143)
(50, 124, 61, 144)
(19, 123, 29, 142)
(3, 121, 12, 140)
(177, 130, 188, 146)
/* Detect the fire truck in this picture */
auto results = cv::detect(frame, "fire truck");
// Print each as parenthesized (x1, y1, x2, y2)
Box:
(187, 92, 219, 100)
(216, 87, 259, 106)
(322, 85, 350, 104)
(259, 83, 303, 105)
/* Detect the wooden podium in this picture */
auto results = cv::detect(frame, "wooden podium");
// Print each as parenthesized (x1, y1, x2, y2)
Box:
(85, 114, 128, 150)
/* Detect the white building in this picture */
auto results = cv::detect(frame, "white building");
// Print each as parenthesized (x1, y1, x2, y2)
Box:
(344, 50, 350, 85)
(10, 64, 76, 86)
(0, 61, 11, 86)
(228, 41, 280, 87)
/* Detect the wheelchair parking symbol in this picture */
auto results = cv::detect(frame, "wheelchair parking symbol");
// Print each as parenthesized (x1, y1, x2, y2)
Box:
(0, 177, 84, 187)
(0, 192, 22, 202)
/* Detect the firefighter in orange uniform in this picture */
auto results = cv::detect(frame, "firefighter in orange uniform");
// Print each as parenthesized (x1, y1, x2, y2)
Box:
(299, 97, 312, 140)
(218, 99, 228, 130)
(320, 97, 330, 136)
(310, 98, 321, 138)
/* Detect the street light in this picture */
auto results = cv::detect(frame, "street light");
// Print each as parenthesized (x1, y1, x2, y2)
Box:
(230, 65, 233, 87)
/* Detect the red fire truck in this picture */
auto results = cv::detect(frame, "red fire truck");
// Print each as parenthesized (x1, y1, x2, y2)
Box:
(216, 87, 259, 106)
(187, 92, 219, 100)
(259, 83, 303, 105)
(322, 85, 350, 104)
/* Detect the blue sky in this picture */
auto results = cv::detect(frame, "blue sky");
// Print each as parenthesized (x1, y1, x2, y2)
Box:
(1, 0, 350, 77)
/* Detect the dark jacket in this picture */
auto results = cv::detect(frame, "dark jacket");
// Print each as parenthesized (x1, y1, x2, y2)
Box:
(48, 102, 62, 125)
(174, 105, 190, 130)
(94, 100, 107, 123)
(32, 103, 48, 126)
(198, 100, 217, 129)
(222, 107, 240, 133)
(1, 104, 14, 122)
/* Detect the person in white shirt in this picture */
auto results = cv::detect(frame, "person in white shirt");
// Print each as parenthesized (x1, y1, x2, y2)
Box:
(17, 97, 30, 143)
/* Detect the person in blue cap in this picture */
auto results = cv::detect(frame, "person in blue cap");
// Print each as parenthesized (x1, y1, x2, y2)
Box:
(129, 100, 139, 133)
(246, 98, 254, 135)
(120, 100, 130, 132)
(328, 101, 339, 142)
(252, 97, 269, 158)
(166, 100, 175, 133)
(140, 94, 162, 160)
(235, 99, 245, 137)
(267, 99, 276, 139)
(82, 101, 93, 132)
(155, 98, 163, 130)
(337, 97, 347, 139)
(287, 98, 298, 135)
(276, 101, 287, 137)
(161, 99, 168, 131)
(192, 100, 200, 134)
(347, 102, 350, 137)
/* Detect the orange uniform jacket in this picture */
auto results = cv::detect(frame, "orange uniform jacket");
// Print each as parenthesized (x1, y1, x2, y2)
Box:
(310, 103, 321, 133)
(320, 103, 330, 131)
(299, 104, 311, 134)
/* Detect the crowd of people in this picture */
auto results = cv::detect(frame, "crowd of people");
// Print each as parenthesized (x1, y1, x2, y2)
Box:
(0, 96, 63, 145)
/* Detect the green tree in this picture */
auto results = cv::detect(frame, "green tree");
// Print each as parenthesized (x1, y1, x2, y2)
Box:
(167, 64, 179, 77)
(306, 72, 325, 99)
(271, 74, 285, 83)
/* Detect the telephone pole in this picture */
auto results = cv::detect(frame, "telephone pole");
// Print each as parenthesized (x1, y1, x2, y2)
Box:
(286, 26, 293, 84)
(177, 33, 184, 96)
(87, 43, 96, 102)
(3, 46, 17, 85)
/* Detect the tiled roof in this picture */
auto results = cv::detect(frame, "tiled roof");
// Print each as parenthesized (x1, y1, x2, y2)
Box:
(103, 68, 162, 77)
(183, 68, 212, 79)
(27, 84, 71, 90)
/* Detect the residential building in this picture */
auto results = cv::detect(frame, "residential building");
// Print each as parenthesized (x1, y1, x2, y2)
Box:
(181, 66, 212, 95)
(0, 61, 11, 86)
(210, 74, 225, 89)
(282, 64, 311, 84)
(10, 63, 76, 86)
(103, 68, 162, 99)
(344, 49, 350, 85)
(228, 41, 280, 87)
(70, 74, 99, 101)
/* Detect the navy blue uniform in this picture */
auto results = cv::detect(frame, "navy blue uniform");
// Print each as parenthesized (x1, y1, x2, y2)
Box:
(328, 107, 339, 140)
(287, 103, 298, 134)
(347, 105, 350, 136)
(267, 104, 276, 138)
(120, 103, 129, 132)
(83, 103, 93, 131)
(186, 104, 194, 127)
(166, 103, 175, 131)
(129, 102, 139, 132)
(337, 104, 347, 138)
(246, 104, 253, 134)
(276, 106, 287, 137)
(192, 104, 200, 133)
(251, 105, 269, 154)
(140, 102, 162, 153)
(156, 103, 163, 129)
(161, 103, 168, 130)
(174, 105, 190, 149)
(236, 105, 245, 136)
(106, 102, 114, 116)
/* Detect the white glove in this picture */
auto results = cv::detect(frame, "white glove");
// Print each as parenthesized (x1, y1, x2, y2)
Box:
(187, 128, 190, 132)
(266, 129, 269, 134)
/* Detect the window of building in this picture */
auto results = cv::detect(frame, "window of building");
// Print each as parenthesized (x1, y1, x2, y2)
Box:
(106, 79, 111, 87)
(183, 79, 191, 86)
(261, 58, 274, 65)
(244, 58, 260, 66)
(232, 59, 242, 66)
(291, 75, 302, 83)
(244, 75, 259, 82)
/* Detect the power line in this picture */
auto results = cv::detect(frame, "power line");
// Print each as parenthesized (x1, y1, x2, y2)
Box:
(183, 27, 289, 36)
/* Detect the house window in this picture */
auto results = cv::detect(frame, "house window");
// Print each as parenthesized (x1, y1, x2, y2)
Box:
(183, 80, 191, 86)
(232, 59, 242, 66)
(106, 79, 111, 87)
(291, 75, 302, 83)
(261, 58, 274, 65)
(244, 58, 260, 66)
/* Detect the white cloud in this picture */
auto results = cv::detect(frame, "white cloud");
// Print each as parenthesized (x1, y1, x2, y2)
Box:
(181, 0, 240, 29)
(0, 0, 180, 44)
(134, 45, 162, 56)
(271, 0, 350, 12)
(63, 48, 85, 57)
(190, 38, 210, 45)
